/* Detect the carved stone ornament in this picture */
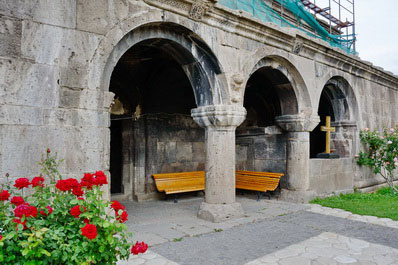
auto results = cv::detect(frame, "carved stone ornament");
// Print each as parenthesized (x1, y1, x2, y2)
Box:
(230, 73, 244, 104)
(189, 0, 214, 21)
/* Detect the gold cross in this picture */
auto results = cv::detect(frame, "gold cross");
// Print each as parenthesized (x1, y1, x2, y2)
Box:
(320, 116, 335, 154)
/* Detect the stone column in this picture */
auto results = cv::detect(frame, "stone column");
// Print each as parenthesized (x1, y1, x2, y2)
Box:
(191, 105, 246, 222)
(276, 114, 320, 202)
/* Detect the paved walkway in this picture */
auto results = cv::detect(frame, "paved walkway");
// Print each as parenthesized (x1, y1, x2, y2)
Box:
(117, 196, 398, 265)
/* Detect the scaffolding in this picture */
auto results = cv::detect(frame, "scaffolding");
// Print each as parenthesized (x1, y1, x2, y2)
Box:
(301, 0, 356, 51)
(218, 0, 357, 54)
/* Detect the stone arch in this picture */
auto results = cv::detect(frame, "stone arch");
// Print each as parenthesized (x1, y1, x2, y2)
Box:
(310, 75, 359, 158)
(241, 53, 313, 115)
(99, 22, 226, 107)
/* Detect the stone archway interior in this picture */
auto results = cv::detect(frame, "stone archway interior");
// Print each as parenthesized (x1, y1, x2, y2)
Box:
(310, 78, 352, 158)
(236, 67, 297, 180)
(109, 41, 205, 199)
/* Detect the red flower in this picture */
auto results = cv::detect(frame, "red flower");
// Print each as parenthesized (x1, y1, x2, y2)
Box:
(81, 173, 95, 190)
(47, 148, 51, 153)
(14, 203, 37, 218)
(94, 171, 108, 186)
(56, 178, 79, 192)
(83, 218, 90, 224)
(131, 241, 148, 255)
(10, 196, 25, 206)
(0, 235, 2, 241)
(14, 178, 30, 189)
(72, 186, 84, 197)
(40, 206, 53, 216)
(31, 176, 45, 187)
(0, 190, 10, 201)
(110, 200, 125, 212)
(13, 218, 27, 230)
(116, 210, 128, 223)
(81, 223, 97, 240)
(70, 205, 86, 218)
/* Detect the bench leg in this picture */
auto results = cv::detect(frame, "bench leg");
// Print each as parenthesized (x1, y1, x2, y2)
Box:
(256, 192, 264, 202)
(174, 195, 178, 203)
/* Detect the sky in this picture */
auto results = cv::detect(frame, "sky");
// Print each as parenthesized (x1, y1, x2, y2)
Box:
(314, 0, 398, 75)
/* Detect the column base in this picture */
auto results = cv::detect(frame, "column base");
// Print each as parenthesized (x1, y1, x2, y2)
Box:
(198, 202, 244, 223)
(279, 189, 317, 203)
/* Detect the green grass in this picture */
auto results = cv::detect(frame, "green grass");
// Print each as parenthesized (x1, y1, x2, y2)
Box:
(310, 187, 398, 221)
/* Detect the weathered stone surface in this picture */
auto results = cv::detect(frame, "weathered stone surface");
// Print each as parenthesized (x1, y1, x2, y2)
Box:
(1, 0, 398, 204)
(0, 15, 22, 57)
(21, 21, 101, 67)
(198, 202, 244, 223)
(32, 0, 76, 28)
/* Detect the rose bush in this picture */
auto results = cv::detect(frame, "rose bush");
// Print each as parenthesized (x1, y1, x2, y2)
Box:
(357, 127, 398, 193)
(0, 150, 146, 264)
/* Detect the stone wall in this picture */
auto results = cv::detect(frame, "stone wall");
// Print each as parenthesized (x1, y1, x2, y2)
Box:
(1, 0, 398, 202)
(117, 114, 205, 201)
(309, 158, 355, 195)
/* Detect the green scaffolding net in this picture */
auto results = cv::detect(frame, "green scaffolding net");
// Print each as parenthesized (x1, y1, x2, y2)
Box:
(218, 0, 356, 54)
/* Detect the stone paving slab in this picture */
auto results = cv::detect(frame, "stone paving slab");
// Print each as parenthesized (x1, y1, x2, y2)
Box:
(118, 198, 398, 265)
(246, 232, 398, 265)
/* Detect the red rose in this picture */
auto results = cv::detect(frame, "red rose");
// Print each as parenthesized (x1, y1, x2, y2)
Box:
(70, 205, 86, 218)
(56, 178, 79, 192)
(0, 235, 2, 241)
(10, 196, 25, 206)
(40, 206, 53, 216)
(83, 218, 90, 224)
(131, 241, 148, 255)
(14, 203, 37, 218)
(72, 186, 84, 197)
(0, 190, 10, 201)
(110, 200, 125, 212)
(14, 178, 30, 189)
(81, 223, 97, 240)
(13, 218, 27, 230)
(47, 148, 51, 153)
(94, 171, 108, 186)
(81, 173, 95, 190)
(116, 210, 128, 223)
(31, 176, 45, 187)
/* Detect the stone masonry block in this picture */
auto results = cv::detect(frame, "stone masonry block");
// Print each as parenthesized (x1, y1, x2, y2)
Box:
(0, 105, 43, 126)
(59, 87, 105, 110)
(0, 59, 59, 108)
(76, 0, 148, 35)
(0, 15, 22, 57)
(32, 0, 76, 28)
(176, 142, 192, 162)
(21, 20, 101, 67)
(0, 0, 34, 19)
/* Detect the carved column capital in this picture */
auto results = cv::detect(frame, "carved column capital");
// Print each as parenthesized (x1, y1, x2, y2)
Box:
(191, 105, 247, 130)
(275, 114, 320, 132)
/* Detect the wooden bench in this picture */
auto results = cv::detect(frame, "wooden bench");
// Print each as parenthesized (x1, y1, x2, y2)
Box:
(236, 170, 284, 201)
(152, 170, 283, 202)
(152, 171, 205, 202)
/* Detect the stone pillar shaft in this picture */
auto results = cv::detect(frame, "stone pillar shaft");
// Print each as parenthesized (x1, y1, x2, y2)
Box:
(276, 114, 320, 202)
(286, 131, 310, 190)
(192, 105, 246, 222)
(205, 127, 236, 204)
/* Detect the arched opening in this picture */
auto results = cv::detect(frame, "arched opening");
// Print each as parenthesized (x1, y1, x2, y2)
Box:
(236, 65, 298, 180)
(107, 23, 222, 199)
(310, 77, 356, 158)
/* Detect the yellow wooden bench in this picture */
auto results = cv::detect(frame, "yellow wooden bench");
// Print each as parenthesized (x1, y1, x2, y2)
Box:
(236, 170, 284, 201)
(153, 170, 283, 202)
(152, 171, 205, 202)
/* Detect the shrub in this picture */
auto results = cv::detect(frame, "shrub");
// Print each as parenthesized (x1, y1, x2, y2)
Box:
(0, 150, 147, 264)
(357, 127, 398, 193)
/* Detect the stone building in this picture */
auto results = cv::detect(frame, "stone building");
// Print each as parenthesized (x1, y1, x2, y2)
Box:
(1, 0, 398, 221)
